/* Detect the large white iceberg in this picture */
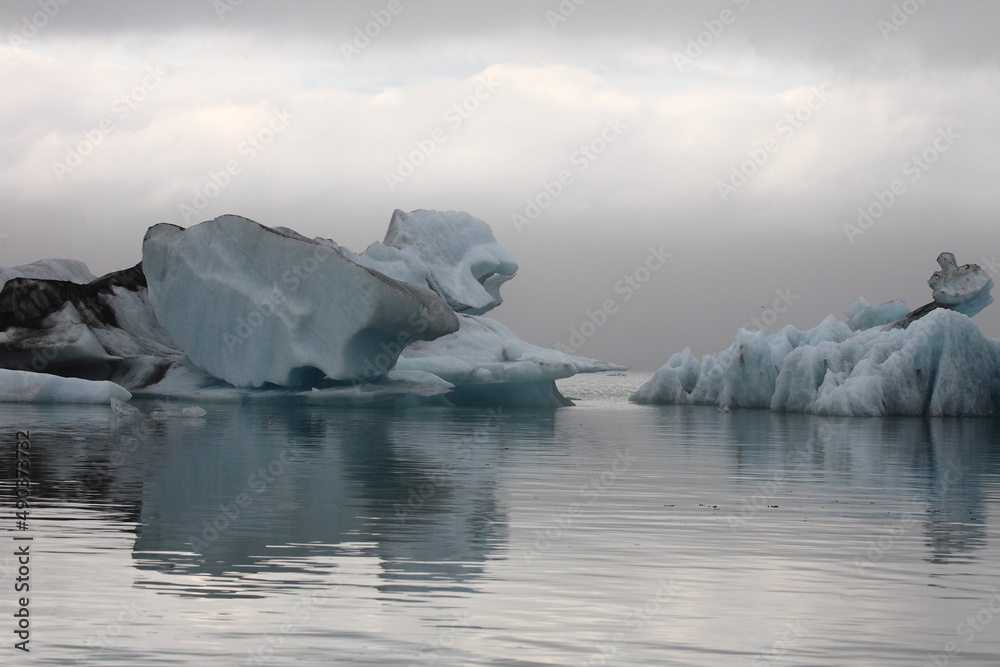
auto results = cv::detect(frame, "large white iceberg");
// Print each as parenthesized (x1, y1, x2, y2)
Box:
(142, 215, 460, 387)
(0, 210, 622, 406)
(633, 254, 1000, 417)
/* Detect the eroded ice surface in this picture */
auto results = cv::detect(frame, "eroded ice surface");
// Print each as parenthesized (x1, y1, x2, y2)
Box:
(347, 209, 518, 316)
(635, 253, 998, 416)
(632, 308, 1000, 416)
(928, 251, 994, 317)
(141, 215, 460, 387)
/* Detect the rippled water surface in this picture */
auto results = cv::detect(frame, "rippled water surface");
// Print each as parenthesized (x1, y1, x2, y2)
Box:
(1, 371, 999, 666)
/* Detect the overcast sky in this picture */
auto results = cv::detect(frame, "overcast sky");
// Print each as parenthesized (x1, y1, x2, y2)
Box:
(1, 0, 998, 370)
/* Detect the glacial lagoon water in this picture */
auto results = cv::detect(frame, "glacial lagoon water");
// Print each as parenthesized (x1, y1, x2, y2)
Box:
(1, 371, 999, 666)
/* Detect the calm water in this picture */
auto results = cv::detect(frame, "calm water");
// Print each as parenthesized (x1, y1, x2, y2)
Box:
(1, 371, 999, 666)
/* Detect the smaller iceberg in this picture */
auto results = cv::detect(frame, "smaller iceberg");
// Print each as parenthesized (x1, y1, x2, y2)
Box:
(395, 314, 625, 407)
(0, 368, 132, 403)
(928, 251, 994, 317)
(633, 254, 1000, 416)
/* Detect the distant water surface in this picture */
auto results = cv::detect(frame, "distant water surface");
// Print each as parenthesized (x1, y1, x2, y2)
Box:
(0, 371, 998, 666)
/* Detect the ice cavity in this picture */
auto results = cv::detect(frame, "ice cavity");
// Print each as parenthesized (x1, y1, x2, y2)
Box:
(346, 209, 518, 315)
(633, 254, 999, 416)
(141, 215, 460, 388)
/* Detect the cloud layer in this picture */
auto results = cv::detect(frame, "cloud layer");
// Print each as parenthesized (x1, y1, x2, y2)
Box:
(2, 0, 998, 369)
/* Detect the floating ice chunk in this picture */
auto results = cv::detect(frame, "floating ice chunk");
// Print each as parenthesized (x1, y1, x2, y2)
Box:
(0, 368, 131, 403)
(141, 215, 460, 387)
(150, 405, 208, 418)
(928, 252, 994, 317)
(845, 297, 911, 331)
(396, 314, 626, 406)
(347, 209, 518, 315)
(110, 397, 140, 416)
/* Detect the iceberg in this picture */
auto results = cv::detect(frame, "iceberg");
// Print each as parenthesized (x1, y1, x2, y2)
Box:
(927, 251, 994, 317)
(347, 209, 518, 316)
(0, 258, 97, 288)
(141, 215, 460, 387)
(633, 254, 999, 417)
(0, 368, 131, 403)
(0, 262, 189, 390)
(395, 314, 625, 406)
(0, 210, 622, 406)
